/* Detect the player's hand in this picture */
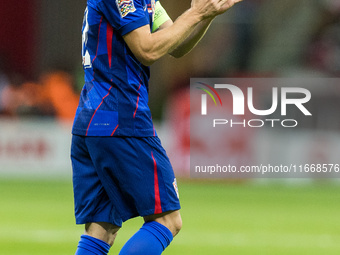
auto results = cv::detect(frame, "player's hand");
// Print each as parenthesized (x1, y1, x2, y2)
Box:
(191, 0, 243, 19)
(218, 0, 243, 15)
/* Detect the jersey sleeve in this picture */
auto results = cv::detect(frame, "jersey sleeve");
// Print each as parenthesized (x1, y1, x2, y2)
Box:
(152, 1, 171, 32)
(97, 0, 149, 35)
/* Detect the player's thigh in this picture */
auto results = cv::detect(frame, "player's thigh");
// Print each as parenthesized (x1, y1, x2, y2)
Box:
(144, 210, 182, 237)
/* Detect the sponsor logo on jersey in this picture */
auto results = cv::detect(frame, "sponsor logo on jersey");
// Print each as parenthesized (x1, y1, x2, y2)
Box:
(173, 178, 179, 199)
(116, 0, 136, 18)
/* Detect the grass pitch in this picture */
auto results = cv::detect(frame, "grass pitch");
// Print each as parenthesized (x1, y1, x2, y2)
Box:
(0, 179, 340, 254)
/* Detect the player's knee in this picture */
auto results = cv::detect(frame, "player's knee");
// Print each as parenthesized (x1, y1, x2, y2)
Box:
(85, 222, 120, 246)
(108, 231, 118, 246)
(144, 210, 182, 237)
(172, 213, 182, 237)
(164, 211, 182, 237)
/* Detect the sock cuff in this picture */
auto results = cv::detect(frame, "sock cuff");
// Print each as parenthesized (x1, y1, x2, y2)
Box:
(142, 221, 173, 249)
(78, 235, 110, 254)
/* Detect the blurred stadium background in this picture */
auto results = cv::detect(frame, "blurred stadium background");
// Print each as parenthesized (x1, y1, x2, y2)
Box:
(1, 0, 340, 254)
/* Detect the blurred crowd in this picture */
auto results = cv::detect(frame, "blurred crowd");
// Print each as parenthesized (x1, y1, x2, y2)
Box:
(0, 69, 79, 121)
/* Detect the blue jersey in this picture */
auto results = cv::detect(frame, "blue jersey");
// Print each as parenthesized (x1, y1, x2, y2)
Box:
(72, 0, 162, 137)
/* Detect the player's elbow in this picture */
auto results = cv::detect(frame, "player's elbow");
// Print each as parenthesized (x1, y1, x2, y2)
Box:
(132, 46, 158, 66)
(137, 52, 158, 66)
(136, 42, 167, 66)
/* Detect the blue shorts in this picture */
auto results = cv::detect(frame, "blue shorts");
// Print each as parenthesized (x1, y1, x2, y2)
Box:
(71, 135, 181, 227)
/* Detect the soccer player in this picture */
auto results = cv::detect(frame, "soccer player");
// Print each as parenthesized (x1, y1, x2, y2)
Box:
(71, 0, 242, 254)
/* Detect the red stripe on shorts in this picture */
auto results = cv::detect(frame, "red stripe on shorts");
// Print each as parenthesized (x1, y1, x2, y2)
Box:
(151, 151, 162, 214)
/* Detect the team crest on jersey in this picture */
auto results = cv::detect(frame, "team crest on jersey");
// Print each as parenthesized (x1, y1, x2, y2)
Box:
(173, 178, 179, 199)
(116, 0, 136, 18)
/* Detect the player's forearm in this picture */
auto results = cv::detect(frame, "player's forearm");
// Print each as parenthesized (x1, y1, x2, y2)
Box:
(169, 17, 214, 58)
(124, 8, 204, 66)
(149, 9, 205, 60)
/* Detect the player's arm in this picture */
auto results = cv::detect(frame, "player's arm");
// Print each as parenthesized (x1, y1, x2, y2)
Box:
(158, 18, 215, 58)
(123, 0, 243, 66)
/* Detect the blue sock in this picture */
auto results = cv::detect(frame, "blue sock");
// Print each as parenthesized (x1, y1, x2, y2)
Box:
(75, 235, 111, 255)
(119, 221, 173, 255)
